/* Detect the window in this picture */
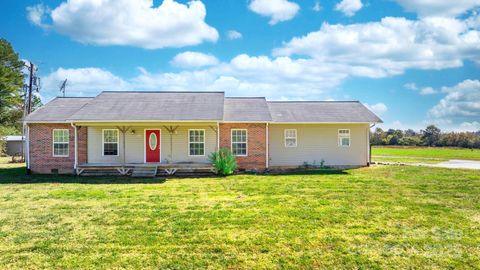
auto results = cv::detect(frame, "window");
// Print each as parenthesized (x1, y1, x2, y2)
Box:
(285, 129, 297, 147)
(189, 129, 205, 156)
(338, 129, 350, 147)
(53, 129, 69, 157)
(103, 129, 119, 156)
(231, 129, 247, 156)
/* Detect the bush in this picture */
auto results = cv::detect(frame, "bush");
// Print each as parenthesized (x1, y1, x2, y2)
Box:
(208, 148, 237, 176)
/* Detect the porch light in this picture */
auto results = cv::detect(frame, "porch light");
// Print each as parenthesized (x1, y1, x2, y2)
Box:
(130, 129, 136, 135)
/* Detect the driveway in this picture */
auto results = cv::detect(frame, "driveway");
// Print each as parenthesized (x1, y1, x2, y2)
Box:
(375, 159, 480, 170)
(431, 159, 480, 170)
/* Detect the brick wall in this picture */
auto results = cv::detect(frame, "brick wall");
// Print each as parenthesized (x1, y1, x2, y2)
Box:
(29, 124, 87, 174)
(219, 123, 267, 171)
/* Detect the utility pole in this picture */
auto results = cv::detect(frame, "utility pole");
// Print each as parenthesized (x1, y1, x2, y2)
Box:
(27, 61, 34, 114)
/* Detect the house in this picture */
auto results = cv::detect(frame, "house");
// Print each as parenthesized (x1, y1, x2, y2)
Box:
(23, 91, 382, 175)
(1, 136, 24, 156)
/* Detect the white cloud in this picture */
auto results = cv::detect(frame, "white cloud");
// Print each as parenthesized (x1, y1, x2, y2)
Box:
(335, 0, 363, 17)
(27, 0, 218, 49)
(365, 102, 388, 115)
(26, 4, 50, 28)
(429, 79, 480, 122)
(170, 51, 219, 68)
(42, 67, 128, 101)
(274, 16, 480, 77)
(313, 1, 322, 12)
(394, 0, 480, 17)
(460, 121, 480, 131)
(227, 30, 242, 40)
(404, 82, 417, 90)
(248, 0, 300, 25)
(419, 87, 437, 95)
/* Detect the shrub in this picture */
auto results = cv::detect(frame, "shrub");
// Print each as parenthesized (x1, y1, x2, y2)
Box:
(208, 148, 237, 176)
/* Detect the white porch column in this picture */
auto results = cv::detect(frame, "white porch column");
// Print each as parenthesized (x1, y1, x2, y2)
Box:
(71, 122, 78, 170)
(266, 123, 269, 169)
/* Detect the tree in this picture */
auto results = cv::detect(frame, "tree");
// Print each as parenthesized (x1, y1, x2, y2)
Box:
(0, 38, 24, 128)
(422, 125, 441, 146)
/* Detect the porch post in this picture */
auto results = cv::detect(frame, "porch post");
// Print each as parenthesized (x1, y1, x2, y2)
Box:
(116, 126, 130, 165)
(70, 122, 78, 171)
(217, 122, 220, 151)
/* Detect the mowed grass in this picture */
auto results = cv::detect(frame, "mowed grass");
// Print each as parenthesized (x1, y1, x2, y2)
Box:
(372, 146, 480, 164)
(0, 160, 479, 269)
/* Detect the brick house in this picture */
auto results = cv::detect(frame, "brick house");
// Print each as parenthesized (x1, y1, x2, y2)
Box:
(24, 91, 382, 175)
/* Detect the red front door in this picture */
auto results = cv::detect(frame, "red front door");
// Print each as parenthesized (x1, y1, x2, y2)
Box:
(145, 129, 160, 163)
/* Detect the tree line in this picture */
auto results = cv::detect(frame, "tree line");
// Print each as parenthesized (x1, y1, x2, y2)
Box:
(371, 125, 480, 148)
(0, 38, 42, 155)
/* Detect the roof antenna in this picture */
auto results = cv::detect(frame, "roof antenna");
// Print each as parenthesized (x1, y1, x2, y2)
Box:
(59, 79, 68, 97)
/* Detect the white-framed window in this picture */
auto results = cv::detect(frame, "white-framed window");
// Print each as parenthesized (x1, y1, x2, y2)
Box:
(338, 129, 351, 147)
(285, 129, 297, 147)
(103, 129, 119, 156)
(189, 129, 205, 156)
(52, 129, 69, 157)
(231, 129, 247, 156)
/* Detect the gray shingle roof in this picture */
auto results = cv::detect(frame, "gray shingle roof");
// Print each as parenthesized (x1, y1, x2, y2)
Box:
(267, 101, 383, 123)
(25, 92, 382, 123)
(223, 97, 272, 121)
(67, 91, 225, 121)
(25, 97, 93, 122)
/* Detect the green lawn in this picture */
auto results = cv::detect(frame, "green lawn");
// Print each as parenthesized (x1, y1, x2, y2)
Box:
(372, 146, 480, 164)
(0, 160, 479, 268)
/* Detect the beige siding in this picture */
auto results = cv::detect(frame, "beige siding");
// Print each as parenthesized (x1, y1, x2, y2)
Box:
(269, 124, 369, 167)
(87, 125, 217, 164)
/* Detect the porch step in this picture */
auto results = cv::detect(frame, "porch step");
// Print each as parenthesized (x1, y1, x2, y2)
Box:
(131, 166, 157, 178)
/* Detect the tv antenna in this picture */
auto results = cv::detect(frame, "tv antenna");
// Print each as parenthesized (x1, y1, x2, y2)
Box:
(59, 79, 68, 97)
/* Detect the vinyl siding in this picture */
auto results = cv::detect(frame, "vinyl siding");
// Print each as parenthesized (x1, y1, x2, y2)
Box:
(268, 124, 369, 167)
(87, 126, 217, 164)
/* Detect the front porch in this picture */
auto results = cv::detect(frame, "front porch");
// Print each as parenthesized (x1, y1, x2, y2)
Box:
(77, 162, 215, 177)
(70, 121, 220, 176)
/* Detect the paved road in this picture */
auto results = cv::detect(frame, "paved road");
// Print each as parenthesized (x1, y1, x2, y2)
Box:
(431, 159, 480, 170)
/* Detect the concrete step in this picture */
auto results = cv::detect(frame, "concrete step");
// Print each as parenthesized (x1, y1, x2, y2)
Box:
(131, 166, 157, 178)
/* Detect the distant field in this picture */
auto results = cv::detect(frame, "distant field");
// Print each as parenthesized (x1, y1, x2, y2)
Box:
(372, 146, 480, 163)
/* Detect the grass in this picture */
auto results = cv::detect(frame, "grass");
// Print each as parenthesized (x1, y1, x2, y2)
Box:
(0, 160, 479, 268)
(372, 146, 480, 164)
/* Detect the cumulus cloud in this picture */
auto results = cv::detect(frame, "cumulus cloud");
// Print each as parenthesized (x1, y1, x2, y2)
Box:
(26, 0, 218, 49)
(335, 0, 363, 17)
(274, 16, 480, 77)
(394, 0, 480, 17)
(26, 4, 50, 28)
(248, 0, 300, 25)
(429, 79, 480, 122)
(313, 1, 322, 12)
(419, 87, 437, 95)
(227, 30, 242, 40)
(170, 52, 219, 68)
(404, 82, 417, 90)
(460, 121, 480, 131)
(365, 102, 388, 115)
(41, 67, 129, 101)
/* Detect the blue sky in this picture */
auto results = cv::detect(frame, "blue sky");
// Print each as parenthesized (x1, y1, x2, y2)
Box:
(1, 0, 479, 131)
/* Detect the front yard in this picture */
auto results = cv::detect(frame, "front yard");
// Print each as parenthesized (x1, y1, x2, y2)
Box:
(0, 160, 479, 269)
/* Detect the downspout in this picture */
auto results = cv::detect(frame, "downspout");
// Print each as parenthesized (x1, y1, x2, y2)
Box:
(24, 122, 30, 173)
(266, 122, 269, 170)
(70, 122, 78, 172)
(368, 123, 376, 165)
